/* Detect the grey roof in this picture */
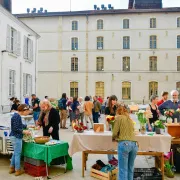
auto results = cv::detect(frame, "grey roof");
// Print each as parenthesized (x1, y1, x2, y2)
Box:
(15, 7, 180, 18)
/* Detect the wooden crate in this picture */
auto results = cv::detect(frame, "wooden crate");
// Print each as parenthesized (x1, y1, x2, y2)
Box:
(90, 168, 118, 180)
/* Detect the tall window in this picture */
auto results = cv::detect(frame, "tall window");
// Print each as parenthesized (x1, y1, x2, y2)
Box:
(123, 19, 129, 29)
(23, 73, 32, 96)
(97, 19, 103, 30)
(122, 81, 131, 100)
(150, 35, 157, 49)
(97, 37, 104, 50)
(177, 35, 180, 48)
(123, 36, 130, 49)
(71, 37, 78, 50)
(177, 56, 180, 71)
(72, 21, 78, 30)
(150, 18, 156, 28)
(96, 57, 104, 71)
(95, 82, 104, 98)
(71, 57, 78, 71)
(6, 25, 21, 56)
(177, 82, 180, 99)
(24, 36, 33, 62)
(9, 70, 16, 97)
(177, 17, 180, 27)
(149, 56, 157, 71)
(70, 82, 78, 97)
(123, 57, 130, 71)
(149, 81, 158, 98)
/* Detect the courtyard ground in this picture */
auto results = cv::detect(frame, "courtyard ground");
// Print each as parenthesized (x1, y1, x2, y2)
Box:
(0, 114, 180, 180)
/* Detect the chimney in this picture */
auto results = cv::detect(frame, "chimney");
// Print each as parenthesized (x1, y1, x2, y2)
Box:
(0, 0, 12, 13)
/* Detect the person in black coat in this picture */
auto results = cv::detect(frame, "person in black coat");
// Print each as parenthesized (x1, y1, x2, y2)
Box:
(38, 100, 60, 140)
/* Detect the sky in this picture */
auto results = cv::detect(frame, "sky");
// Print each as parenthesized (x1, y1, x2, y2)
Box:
(12, 0, 180, 14)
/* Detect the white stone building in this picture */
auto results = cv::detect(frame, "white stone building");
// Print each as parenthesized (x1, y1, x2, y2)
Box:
(0, 5, 39, 112)
(16, 7, 180, 102)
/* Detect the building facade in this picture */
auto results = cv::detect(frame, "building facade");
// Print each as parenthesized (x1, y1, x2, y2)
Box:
(0, 5, 39, 112)
(16, 8, 180, 102)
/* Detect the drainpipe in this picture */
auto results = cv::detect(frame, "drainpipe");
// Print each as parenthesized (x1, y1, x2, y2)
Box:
(1, 50, 7, 113)
(34, 37, 37, 95)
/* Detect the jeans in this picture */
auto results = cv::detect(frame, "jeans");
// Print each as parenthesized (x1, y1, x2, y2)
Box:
(10, 136, 22, 170)
(93, 112, 99, 123)
(118, 141, 138, 180)
(33, 111, 40, 121)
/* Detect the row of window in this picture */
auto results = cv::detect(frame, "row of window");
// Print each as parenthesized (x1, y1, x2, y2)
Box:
(9, 70, 32, 97)
(71, 56, 180, 72)
(71, 35, 180, 50)
(71, 18, 180, 31)
(70, 81, 180, 100)
(7, 25, 33, 62)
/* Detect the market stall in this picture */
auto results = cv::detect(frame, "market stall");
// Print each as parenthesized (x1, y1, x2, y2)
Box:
(69, 131, 171, 179)
(23, 141, 73, 178)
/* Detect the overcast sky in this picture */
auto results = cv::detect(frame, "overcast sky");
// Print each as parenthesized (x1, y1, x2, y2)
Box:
(13, 0, 180, 14)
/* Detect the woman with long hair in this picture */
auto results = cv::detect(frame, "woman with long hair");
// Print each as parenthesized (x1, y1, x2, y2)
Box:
(113, 105, 138, 180)
(105, 95, 118, 166)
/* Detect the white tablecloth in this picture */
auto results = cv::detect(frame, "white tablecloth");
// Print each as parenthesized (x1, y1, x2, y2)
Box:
(69, 131, 171, 156)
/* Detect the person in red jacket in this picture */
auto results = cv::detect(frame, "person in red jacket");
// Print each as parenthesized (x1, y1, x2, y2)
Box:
(157, 91, 169, 106)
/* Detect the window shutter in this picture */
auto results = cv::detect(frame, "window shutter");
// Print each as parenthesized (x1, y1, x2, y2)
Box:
(13, 70, 16, 96)
(16, 31, 21, 56)
(23, 73, 26, 96)
(29, 75, 32, 95)
(6, 25, 11, 52)
(30, 40, 33, 62)
(13, 30, 17, 54)
(23, 36, 27, 59)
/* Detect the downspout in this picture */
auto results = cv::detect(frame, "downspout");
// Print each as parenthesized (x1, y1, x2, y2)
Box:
(85, 14, 89, 96)
(0, 52, 3, 113)
(35, 37, 37, 95)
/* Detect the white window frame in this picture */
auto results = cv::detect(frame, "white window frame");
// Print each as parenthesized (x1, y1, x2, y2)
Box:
(177, 35, 180, 49)
(177, 17, 180, 28)
(71, 57, 78, 71)
(150, 35, 157, 49)
(96, 57, 104, 71)
(6, 25, 21, 56)
(23, 73, 32, 96)
(97, 19, 103, 30)
(9, 69, 16, 97)
(150, 18, 156, 28)
(97, 36, 104, 50)
(71, 37, 78, 50)
(123, 36, 130, 49)
(24, 36, 33, 62)
(72, 20, 78, 30)
(123, 19, 130, 29)
(149, 56, 157, 71)
(122, 57, 130, 71)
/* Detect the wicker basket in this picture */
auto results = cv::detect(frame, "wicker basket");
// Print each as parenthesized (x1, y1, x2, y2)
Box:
(34, 136, 50, 144)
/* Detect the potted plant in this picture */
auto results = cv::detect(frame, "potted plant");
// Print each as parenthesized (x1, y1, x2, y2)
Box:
(164, 109, 174, 124)
(106, 115, 115, 130)
(154, 120, 165, 134)
(136, 110, 147, 134)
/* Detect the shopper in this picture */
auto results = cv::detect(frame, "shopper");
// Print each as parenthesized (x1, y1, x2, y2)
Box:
(92, 96, 101, 123)
(84, 96, 94, 129)
(31, 94, 41, 123)
(38, 100, 60, 140)
(105, 95, 118, 166)
(9, 104, 31, 176)
(157, 91, 169, 106)
(146, 95, 159, 132)
(67, 97, 73, 127)
(78, 97, 85, 123)
(59, 93, 68, 129)
(71, 97, 80, 129)
(11, 99, 20, 112)
(112, 105, 138, 180)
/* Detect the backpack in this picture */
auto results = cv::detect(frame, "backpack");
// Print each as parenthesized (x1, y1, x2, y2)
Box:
(58, 99, 64, 110)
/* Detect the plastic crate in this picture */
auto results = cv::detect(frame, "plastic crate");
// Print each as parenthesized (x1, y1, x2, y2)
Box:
(24, 156, 45, 166)
(134, 168, 162, 180)
(24, 162, 48, 177)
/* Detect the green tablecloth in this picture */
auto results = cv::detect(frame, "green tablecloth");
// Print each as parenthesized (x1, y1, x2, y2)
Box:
(22, 141, 73, 170)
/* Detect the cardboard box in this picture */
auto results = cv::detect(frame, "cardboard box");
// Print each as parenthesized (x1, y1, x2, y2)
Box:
(93, 123, 104, 132)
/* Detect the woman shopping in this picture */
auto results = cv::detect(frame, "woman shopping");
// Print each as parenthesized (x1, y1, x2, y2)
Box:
(112, 105, 138, 180)
(38, 100, 60, 140)
(9, 104, 31, 176)
(105, 95, 118, 166)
